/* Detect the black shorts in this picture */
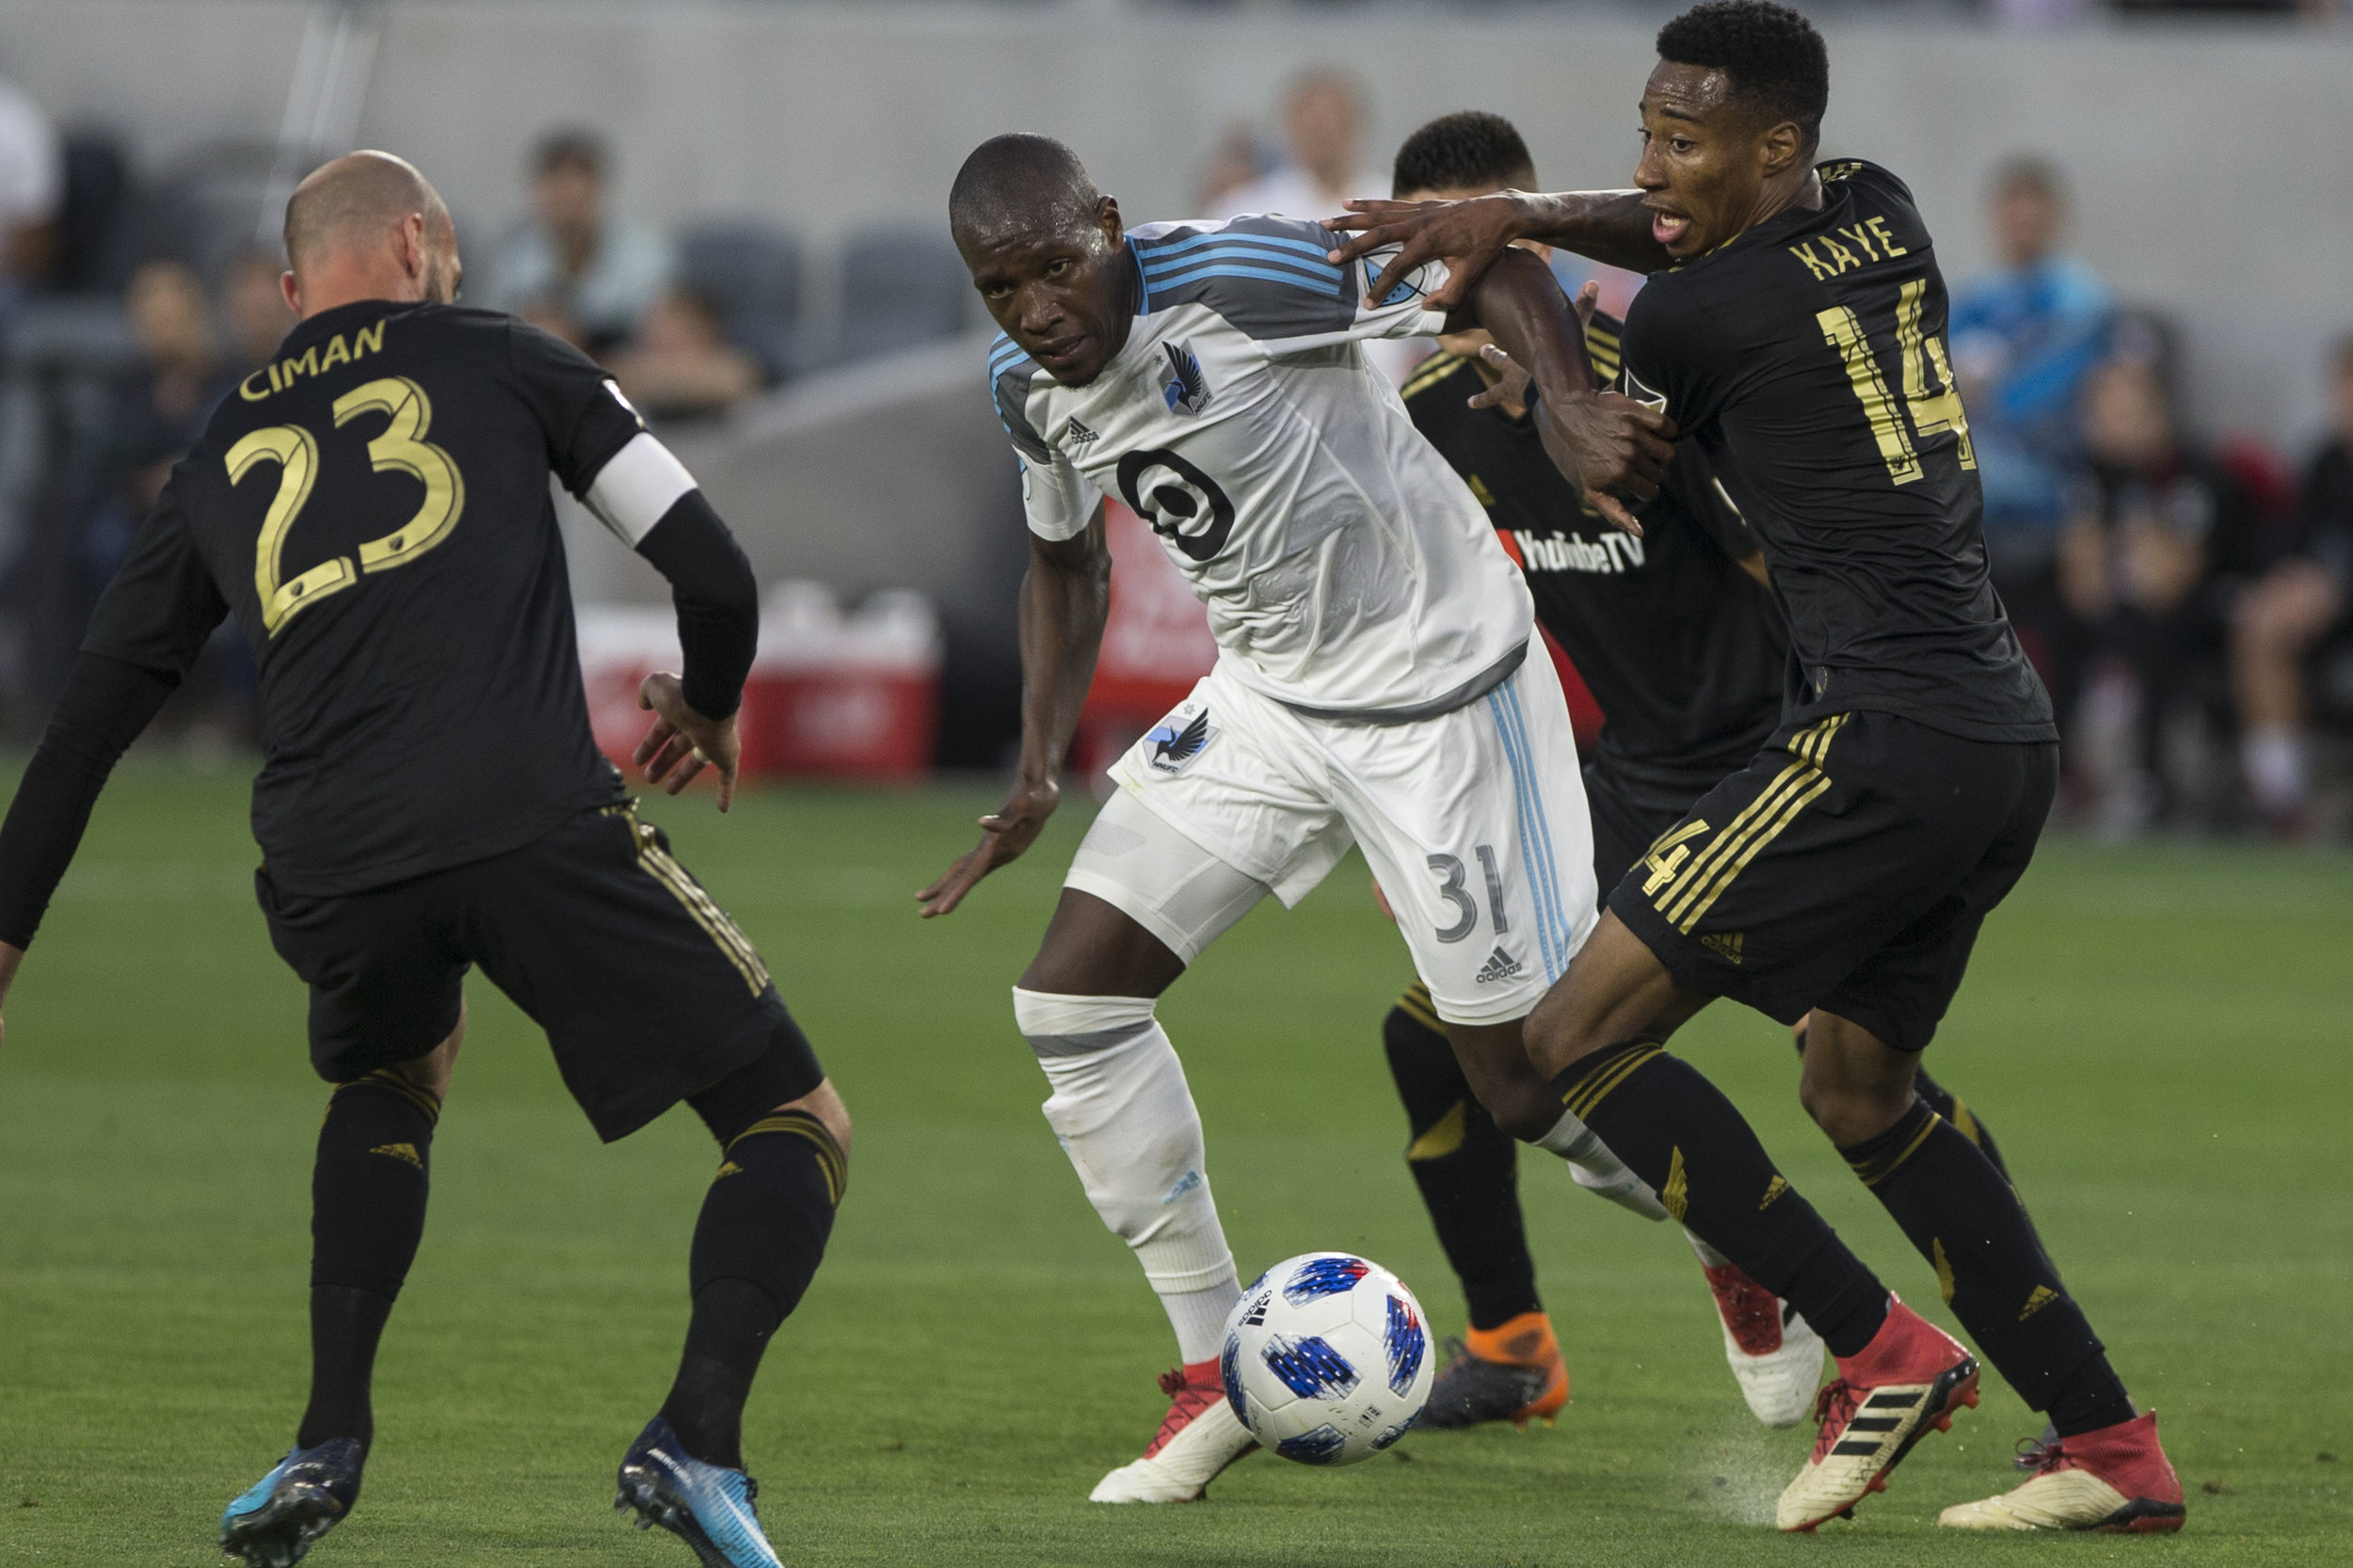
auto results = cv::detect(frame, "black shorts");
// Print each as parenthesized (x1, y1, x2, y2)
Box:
(257, 801, 811, 1142)
(1607, 711, 2057, 1052)
(1582, 753, 1740, 903)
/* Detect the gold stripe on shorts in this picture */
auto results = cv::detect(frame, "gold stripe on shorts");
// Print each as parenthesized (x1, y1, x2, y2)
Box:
(611, 803, 772, 995)
(1664, 714, 1850, 934)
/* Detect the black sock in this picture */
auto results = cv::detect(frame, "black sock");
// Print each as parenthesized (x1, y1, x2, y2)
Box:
(300, 1071, 440, 1449)
(660, 1111, 844, 1470)
(1797, 1026, 2013, 1184)
(1383, 993, 1541, 1331)
(1552, 1040, 1888, 1356)
(1910, 1066, 2011, 1183)
(1839, 1097, 2129, 1429)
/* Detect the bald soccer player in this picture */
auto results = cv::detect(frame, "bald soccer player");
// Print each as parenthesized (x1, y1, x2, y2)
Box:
(0, 153, 838, 1568)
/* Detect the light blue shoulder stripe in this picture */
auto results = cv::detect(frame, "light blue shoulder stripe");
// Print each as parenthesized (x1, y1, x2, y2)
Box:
(1139, 240, 1342, 280)
(1134, 227, 1338, 264)
(1141, 249, 1342, 288)
(1140, 261, 1344, 297)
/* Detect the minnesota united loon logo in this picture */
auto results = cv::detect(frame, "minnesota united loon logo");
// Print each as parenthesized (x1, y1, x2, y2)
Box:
(1161, 341, 1210, 414)
(1144, 703, 1217, 773)
(1064, 415, 1100, 450)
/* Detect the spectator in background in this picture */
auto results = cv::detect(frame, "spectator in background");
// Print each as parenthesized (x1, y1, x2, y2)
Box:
(477, 129, 671, 354)
(1193, 120, 1273, 216)
(605, 284, 760, 424)
(1208, 70, 1377, 219)
(0, 72, 58, 296)
(2231, 334, 2353, 832)
(2058, 331, 2266, 829)
(217, 249, 295, 374)
(1949, 156, 2112, 676)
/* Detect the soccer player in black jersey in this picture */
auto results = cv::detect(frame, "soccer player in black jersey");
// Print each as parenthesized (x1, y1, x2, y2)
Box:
(1332, 8, 2184, 1533)
(1379, 109, 2036, 1444)
(0, 154, 837, 1568)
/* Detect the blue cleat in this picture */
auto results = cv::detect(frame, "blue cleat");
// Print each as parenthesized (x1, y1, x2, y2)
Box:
(615, 1416, 784, 1567)
(218, 1437, 364, 1567)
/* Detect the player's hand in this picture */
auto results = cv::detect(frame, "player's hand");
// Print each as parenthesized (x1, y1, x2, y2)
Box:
(1465, 344, 1533, 414)
(1322, 193, 1528, 312)
(0, 940, 20, 1049)
(917, 776, 1060, 918)
(1534, 392, 1678, 537)
(634, 672, 740, 812)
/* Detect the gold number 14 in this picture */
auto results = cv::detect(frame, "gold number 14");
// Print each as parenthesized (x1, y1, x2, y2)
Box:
(222, 376, 467, 635)
(1816, 280, 1976, 488)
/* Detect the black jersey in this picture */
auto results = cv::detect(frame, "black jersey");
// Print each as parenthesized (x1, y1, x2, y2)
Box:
(84, 300, 646, 896)
(1619, 160, 2057, 744)
(1399, 313, 1785, 790)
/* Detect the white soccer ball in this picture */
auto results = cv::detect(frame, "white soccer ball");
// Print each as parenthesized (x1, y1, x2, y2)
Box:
(1220, 1252, 1433, 1466)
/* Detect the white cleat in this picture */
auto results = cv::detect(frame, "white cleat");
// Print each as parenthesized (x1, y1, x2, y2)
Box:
(1699, 1259, 1826, 1429)
(1089, 1361, 1256, 1504)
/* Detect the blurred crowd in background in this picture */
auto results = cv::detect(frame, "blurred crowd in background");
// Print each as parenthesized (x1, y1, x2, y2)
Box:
(0, 50, 2347, 841)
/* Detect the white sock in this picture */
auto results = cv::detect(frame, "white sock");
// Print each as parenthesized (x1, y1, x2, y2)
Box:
(1014, 988, 1241, 1364)
(1534, 1106, 1670, 1222)
(2243, 727, 2310, 815)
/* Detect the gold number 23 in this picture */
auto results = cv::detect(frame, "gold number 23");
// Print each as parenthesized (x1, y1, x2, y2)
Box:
(223, 376, 467, 635)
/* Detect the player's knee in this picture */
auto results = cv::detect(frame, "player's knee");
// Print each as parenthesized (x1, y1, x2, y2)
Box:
(386, 1004, 465, 1103)
(774, 1079, 850, 1162)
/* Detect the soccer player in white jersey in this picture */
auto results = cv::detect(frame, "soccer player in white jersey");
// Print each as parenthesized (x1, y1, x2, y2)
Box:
(919, 135, 1677, 1502)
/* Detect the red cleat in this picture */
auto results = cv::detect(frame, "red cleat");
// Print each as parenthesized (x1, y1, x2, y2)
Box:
(1776, 1295, 1978, 1531)
(1939, 1410, 2185, 1531)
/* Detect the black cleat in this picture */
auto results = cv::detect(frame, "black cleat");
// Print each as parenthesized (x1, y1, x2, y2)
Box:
(218, 1438, 364, 1567)
(1416, 1335, 1567, 1430)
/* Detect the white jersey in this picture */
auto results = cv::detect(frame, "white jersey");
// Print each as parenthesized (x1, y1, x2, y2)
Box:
(992, 215, 1533, 721)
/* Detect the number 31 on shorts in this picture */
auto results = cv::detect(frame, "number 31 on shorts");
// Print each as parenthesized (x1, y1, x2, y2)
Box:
(1426, 846, 1509, 943)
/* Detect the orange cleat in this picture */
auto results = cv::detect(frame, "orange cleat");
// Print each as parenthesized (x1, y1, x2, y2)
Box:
(1417, 1312, 1570, 1431)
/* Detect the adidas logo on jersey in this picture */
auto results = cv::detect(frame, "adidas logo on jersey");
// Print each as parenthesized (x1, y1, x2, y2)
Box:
(1065, 416, 1100, 450)
(1474, 947, 1523, 984)
(1162, 341, 1210, 414)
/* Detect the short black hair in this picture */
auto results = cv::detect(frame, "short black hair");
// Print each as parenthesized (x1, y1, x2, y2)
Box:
(948, 134, 1101, 251)
(1655, 2, 1830, 156)
(534, 128, 607, 180)
(1391, 112, 1537, 200)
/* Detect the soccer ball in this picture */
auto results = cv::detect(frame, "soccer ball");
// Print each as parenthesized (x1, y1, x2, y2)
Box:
(1220, 1252, 1433, 1465)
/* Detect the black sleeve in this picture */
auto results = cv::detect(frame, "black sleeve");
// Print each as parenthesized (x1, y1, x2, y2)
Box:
(1619, 276, 1738, 436)
(0, 653, 181, 948)
(1663, 444, 1761, 564)
(633, 490, 760, 722)
(505, 318, 648, 497)
(80, 478, 231, 674)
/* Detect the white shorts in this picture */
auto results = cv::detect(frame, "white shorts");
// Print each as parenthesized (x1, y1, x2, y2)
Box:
(1065, 651, 1596, 1026)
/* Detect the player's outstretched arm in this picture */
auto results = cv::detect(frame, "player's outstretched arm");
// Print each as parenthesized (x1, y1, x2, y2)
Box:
(628, 490, 760, 811)
(1325, 190, 1668, 313)
(1460, 252, 1678, 536)
(918, 504, 1111, 919)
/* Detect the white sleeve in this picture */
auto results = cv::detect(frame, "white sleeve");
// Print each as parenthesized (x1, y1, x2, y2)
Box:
(584, 431, 698, 546)
(1255, 246, 1452, 357)
(1020, 449, 1102, 542)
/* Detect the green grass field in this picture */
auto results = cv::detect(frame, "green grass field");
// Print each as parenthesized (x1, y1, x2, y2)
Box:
(1, 762, 2347, 1565)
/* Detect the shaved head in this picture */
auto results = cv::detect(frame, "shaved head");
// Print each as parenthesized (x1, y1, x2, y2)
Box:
(284, 151, 451, 276)
(949, 134, 1102, 254)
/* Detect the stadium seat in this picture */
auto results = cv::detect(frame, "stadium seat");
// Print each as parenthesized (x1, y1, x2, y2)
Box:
(826, 222, 971, 366)
(677, 217, 806, 383)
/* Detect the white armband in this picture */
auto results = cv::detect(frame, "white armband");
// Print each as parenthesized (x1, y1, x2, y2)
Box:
(584, 432, 698, 546)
